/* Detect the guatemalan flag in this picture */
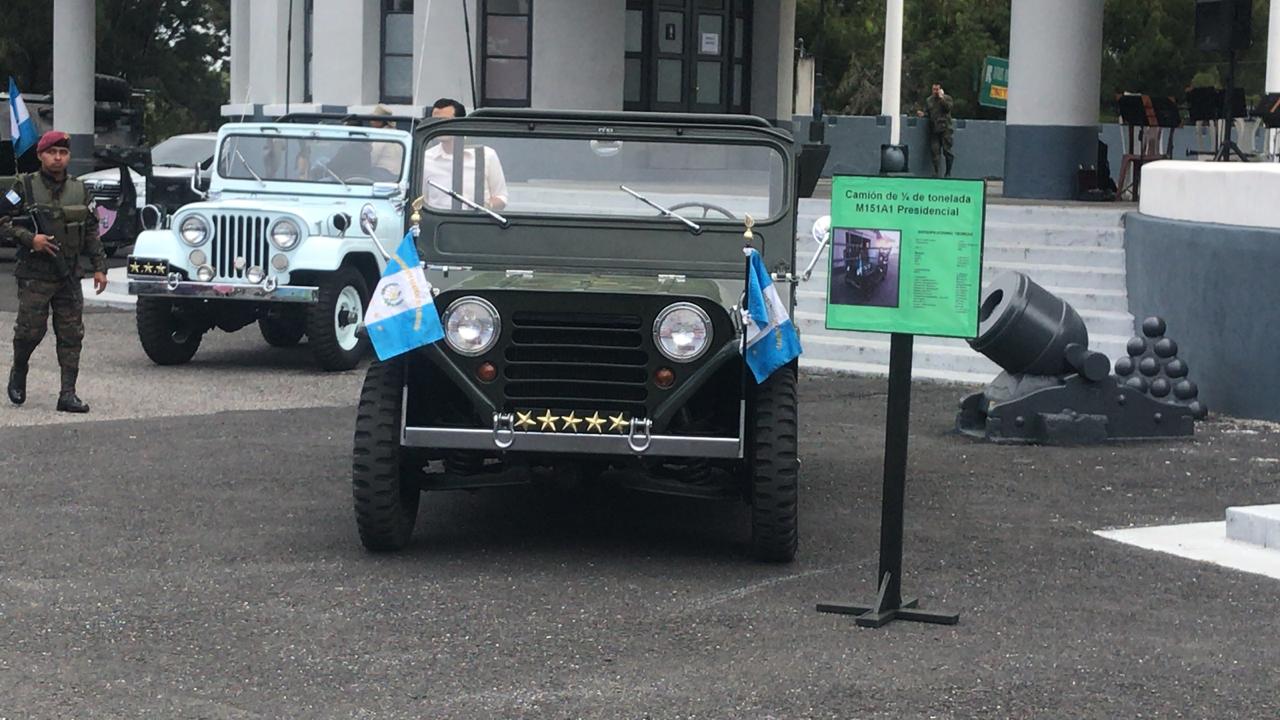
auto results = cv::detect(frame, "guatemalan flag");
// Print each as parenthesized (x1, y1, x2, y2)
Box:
(7, 78, 38, 158)
(364, 231, 445, 361)
(742, 247, 802, 383)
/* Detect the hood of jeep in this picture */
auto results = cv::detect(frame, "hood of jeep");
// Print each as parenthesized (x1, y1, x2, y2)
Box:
(436, 271, 743, 309)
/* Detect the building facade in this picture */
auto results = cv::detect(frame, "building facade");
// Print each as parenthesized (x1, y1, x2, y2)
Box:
(223, 0, 797, 125)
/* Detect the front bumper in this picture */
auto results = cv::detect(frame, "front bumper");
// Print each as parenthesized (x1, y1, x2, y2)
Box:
(128, 277, 319, 303)
(402, 409, 744, 459)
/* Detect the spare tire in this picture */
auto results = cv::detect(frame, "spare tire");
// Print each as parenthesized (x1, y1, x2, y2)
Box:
(95, 74, 132, 103)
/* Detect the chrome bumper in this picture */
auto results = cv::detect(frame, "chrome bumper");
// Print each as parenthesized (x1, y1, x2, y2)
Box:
(402, 414, 743, 459)
(128, 278, 319, 303)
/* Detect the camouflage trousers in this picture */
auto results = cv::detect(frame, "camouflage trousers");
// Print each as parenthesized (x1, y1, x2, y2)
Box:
(930, 130, 955, 178)
(12, 277, 85, 372)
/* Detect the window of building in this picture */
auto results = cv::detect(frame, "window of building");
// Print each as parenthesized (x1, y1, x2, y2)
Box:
(481, 0, 532, 107)
(381, 0, 415, 104)
(624, 0, 751, 114)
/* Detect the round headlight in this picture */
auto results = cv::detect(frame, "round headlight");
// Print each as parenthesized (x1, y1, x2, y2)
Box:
(442, 297, 500, 357)
(269, 218, 301, 250)
(179, 215, 209, 246)
(654, 302, 713, 362)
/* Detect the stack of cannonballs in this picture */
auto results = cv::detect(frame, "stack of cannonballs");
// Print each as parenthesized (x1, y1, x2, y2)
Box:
(1113, 316, 1208, 420)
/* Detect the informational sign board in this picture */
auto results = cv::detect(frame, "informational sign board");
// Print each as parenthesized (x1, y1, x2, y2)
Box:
(825, 175, 985, 339)
(979, 56, 1009, 109)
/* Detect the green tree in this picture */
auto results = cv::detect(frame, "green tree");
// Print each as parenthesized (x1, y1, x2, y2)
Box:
(0, 0, 229, 142)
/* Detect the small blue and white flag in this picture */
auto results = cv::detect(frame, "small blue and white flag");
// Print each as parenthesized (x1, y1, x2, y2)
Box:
(742, 247, 802, 383)
(364, 232, 445, 361)
(7, 77, 38, 158)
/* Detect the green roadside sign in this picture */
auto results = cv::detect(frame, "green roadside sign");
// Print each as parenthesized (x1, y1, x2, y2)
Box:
(979, 56, 1008, 110)
(825, 175, 986, 339)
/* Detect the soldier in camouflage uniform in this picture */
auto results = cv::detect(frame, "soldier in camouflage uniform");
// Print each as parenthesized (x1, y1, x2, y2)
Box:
(920, 83, 955, 178)
(3, 130, 108, 412)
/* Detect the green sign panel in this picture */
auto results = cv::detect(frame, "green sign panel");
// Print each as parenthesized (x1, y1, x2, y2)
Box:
(979, 55, 1008, 109)
(825, 175, 986, 339)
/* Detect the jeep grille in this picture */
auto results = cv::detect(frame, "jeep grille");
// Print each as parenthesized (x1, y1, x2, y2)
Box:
(503, 311, 649, 410)
(211, 214, 271, 281)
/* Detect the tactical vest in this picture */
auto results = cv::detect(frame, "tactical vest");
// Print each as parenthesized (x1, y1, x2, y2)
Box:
(14, 172, 93, 280)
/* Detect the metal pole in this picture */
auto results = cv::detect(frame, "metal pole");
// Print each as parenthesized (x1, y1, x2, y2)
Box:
(285, 0, 295, 114)
(881, 0, 904, 145)
(876, 332, 912, 609)
(1268, 0, 1280, 94)
(462, 0, 478, 108)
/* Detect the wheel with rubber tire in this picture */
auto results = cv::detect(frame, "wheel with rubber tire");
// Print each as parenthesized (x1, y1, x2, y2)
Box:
(306, 267, 370, 371)
(352, 357, 419, 551)
(136, 297, 202, 365)
(258, 314, 306, 347)
(746, 364, 799, 562)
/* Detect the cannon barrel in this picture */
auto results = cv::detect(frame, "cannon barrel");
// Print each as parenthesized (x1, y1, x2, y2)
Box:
(970, 272, 1108, 381)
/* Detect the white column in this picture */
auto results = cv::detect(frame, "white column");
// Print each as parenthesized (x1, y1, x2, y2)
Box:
(531, 0, 625, 110)
(229, 0, 251, 104)
(52, 0, 95, 174)
(881, 0, 904, 144)
(749, 0, 797, 124)
(1003, 0, 1104, 199)
(248, 0, 307, 110)
(413, 0, 479, 110)
(313, 0, 380, 107)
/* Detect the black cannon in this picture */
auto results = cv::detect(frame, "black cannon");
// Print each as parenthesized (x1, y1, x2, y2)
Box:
(958, 272, 1204, 444)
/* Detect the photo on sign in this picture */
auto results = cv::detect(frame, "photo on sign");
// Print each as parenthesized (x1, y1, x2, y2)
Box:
(829, 227, 901, 309)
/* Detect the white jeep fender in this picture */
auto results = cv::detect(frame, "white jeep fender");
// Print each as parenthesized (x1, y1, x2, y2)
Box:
(132, 228, 190, 271)
(289, 235, 389, 275)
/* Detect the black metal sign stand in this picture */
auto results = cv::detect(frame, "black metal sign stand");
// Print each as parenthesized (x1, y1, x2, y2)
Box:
(817, 334, 959, 628)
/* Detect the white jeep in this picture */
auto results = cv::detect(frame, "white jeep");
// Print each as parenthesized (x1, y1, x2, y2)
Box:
(127, 118, 412, 371)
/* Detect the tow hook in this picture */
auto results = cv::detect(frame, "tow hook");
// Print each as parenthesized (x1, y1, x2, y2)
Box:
(492, 412, 515, 449)
(627, 417, 653, 453)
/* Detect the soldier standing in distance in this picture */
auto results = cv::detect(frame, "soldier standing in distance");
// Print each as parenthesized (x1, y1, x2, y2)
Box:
(3, 130, 108, 412)
(918, 83, 955, 178)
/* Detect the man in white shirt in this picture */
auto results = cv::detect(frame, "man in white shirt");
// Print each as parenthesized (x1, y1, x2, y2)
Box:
(421, 98, 508, 211)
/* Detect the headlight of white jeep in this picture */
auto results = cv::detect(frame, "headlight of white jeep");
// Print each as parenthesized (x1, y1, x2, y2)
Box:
(179, 215, 209, 246)
(654, 302, 713, 362)
(269, 218, 301, 250)
(443, 297, 500, 357)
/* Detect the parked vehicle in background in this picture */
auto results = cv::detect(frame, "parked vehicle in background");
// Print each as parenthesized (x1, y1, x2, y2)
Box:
(126, 116, 412, 371)
(80, 133, 217, 256)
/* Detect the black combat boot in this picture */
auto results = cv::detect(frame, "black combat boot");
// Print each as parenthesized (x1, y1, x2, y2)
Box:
(6, 366, 25, 405)
(56, 367, 89, 413)
(8, 340, 35, 406)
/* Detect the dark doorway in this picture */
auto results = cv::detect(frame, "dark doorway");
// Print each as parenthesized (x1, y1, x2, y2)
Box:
(625, 0, 752, 114)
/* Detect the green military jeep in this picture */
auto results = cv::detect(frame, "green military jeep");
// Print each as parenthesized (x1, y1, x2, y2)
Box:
(352, 110, 801, 561)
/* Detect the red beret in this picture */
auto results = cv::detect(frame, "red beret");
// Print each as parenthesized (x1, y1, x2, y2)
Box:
(37, 130, 70, 154)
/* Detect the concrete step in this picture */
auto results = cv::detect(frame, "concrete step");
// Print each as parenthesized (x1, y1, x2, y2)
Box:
(794, 310, 1133, 374)
(796, 283, 1129, 314)
(1226, 505, 1280, 550)
(983, 204, 1127, 229)
(800, 355, 993, 386)
(984, 222, 1126, 249)
(980, 242, 1127, 268)
(797, 258, 1127, 294)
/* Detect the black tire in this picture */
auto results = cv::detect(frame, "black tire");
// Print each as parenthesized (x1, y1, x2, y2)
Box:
(258, 315, 306, 347)
(306, 267, 370, 371)
(136, 297, 202, 365)
(352, 357, 419, 551)
(747, 365, 800, 562)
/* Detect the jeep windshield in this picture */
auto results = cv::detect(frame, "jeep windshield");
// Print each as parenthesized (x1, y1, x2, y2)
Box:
(217, 134, 405, 186)
(419, 132, 786, 223)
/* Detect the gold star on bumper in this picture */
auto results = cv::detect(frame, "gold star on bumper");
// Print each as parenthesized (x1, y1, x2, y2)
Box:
(537, 410, 560, 432)
(584, 412, 606, 433)
(514, 411, 536, 430)
(129, 262, 140, 273)
(560, 412, 583, 432)
(608, 413, 628, 433)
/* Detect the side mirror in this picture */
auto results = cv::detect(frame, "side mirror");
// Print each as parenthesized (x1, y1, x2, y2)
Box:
(190, 163, 209, 199)
(801, 215, 833, 282)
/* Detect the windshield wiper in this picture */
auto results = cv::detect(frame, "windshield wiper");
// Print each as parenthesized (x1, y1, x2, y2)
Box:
(620, 185, 701, 233)
(319, 164, 348, 189)
(234, 149, 265, 187)
(426, 180, 509, 228)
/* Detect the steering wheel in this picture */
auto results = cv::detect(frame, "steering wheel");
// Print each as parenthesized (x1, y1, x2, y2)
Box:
(666, 201, 737, 221)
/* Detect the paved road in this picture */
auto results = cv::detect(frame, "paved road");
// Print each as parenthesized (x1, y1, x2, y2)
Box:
(1, 307, 1279, 718)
